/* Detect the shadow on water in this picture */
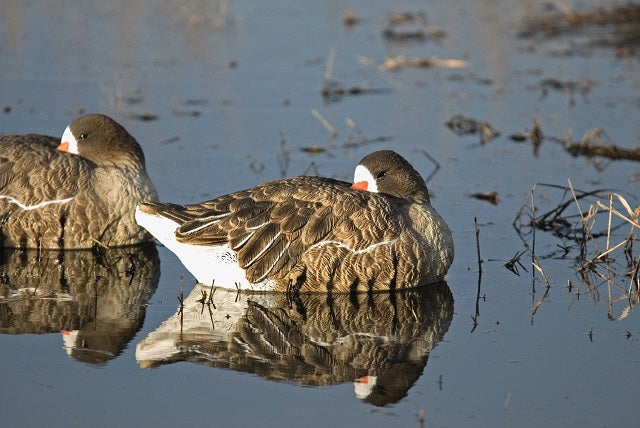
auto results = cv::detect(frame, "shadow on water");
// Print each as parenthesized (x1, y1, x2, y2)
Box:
(136, 281, 453, 407)
(0, 243, 160, 364)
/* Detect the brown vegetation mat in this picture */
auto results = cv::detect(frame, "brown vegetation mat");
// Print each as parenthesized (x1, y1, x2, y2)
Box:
(519, 4, 640, 57)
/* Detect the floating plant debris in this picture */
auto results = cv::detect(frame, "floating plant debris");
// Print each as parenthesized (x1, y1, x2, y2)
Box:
(130, 113, 159, 122)
(342, 10, 359, 27)
(321, 80, 389, 103)
(536, 78, 595, 105)
(469, 191, 500, 205)
(382, 11, 445, 42)
(565, 128, 640, 161)
(379, 55, 467, 71)
(446, 114, 500, 144)
(519, 4, 640, 57)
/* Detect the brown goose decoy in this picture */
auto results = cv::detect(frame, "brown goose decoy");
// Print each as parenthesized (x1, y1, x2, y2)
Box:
(135, 150, 454, 292)
(0, 114, 158, 249)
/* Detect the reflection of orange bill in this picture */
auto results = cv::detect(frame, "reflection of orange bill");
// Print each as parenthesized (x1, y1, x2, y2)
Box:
(355, 376, 377, 400)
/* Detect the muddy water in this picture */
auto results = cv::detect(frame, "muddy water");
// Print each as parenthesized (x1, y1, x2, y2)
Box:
(1, 1, 639, 426)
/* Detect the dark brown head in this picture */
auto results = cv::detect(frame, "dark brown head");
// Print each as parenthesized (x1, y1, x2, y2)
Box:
(58, 114, 147, 169)
(351, 150, 430, 204)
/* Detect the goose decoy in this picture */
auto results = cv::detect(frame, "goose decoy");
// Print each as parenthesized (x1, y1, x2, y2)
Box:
(0, 114, 158, 249)
(135, 150, 454, 292)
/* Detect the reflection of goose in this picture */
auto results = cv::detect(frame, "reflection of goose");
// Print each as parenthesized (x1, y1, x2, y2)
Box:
(136, 150, 454, 292)
(0, 114, 158, 249)
(0, 243, 160, 364)
(136, 282, 454, 406)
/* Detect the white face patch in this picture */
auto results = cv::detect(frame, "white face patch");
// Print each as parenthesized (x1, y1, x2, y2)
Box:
(353, 164, 378, 193)
(60, 126, 79, 154)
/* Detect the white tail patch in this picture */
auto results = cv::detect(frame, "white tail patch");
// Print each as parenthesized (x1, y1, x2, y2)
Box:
(135, 207, 182, 249)
(0, 195, 73, 211)
(135, 206, 275, 291)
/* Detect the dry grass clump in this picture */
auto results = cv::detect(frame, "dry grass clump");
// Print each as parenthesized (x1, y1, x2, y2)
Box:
(514, 181, 639, 319)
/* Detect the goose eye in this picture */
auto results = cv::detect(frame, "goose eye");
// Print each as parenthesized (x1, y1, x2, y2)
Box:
(79, 134, 88, 140)
(376, 171, 386, 179)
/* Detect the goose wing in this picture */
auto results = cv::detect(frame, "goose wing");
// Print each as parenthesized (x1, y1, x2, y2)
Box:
(0, 135, 82, 203)
(174, 176, 403, 283)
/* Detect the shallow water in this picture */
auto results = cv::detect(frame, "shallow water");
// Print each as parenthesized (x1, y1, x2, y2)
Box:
(1, 1, 639, 426)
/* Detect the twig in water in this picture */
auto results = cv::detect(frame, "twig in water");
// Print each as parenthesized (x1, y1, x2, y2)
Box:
(475, 217, 483, 274)
(471, 217, 483, 333)
(207, 280, 216, 306)
(531, 116, 544, 157)
(471, 270, 483, 333)
(504, 250, 528, 276)
(178, 275, 184, 336)
(568, 178, 595, 260)
(324, 47, 336, 82)
(414, 148, 441, 184)
(504, 392, 512, 410)
(277, 132, 290, 178)
(311, 109, 338, 138)
(531, 187, 537, 293)
(302, 161, 320, 176)
(197, 289, 208, 305)
(470, 313, 478, 331)
(341, 134, 395, 148)
(345, 117, 363, 142)
(531, 256, 551, 316)
(631, 256, 640, 295)
(177, 275, 184, 311)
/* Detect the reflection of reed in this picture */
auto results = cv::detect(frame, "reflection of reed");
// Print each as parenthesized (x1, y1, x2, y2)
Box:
(137, 282, 453, 406)
(0, 243, 160, 364)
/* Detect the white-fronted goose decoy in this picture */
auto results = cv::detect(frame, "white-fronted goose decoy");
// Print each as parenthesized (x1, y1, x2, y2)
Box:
(0, 114, 158, 249)
(136, 150, 454, 292)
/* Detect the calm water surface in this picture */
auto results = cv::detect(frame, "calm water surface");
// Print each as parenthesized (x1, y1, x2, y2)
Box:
(1, 1, 639, 426)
